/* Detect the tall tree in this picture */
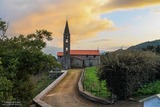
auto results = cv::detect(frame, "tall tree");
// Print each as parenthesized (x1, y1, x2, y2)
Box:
(0, 19, 61, 105)
(0, 18, 8, 40)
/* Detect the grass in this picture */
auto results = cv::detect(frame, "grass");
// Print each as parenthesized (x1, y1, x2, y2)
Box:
(83, 67, 111, 99)
(134, 80, 160, 96)
(33, 72, 55, 97)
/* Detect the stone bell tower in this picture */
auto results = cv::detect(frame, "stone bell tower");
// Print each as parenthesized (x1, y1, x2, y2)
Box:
(63, 20, 71, 69)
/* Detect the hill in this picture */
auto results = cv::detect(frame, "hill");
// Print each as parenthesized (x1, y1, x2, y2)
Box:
(128, 39, 160, 50)
(42, 46, 62, 58)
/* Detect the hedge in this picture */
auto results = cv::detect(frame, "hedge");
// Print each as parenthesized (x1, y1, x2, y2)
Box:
(99, 50, 160, 99)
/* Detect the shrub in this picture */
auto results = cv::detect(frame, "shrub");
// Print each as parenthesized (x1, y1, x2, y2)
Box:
(99, 50, 160, 99)
(135, 80, 160, 96)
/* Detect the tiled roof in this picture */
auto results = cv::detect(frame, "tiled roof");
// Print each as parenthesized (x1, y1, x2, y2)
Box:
(57, 50, 100, 56)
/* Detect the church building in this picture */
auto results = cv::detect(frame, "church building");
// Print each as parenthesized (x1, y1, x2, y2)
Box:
(57, 21, 100, 69)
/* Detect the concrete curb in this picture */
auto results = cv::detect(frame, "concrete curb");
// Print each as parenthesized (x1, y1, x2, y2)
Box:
(33, 70, 68, 107)
(78, 69, 113, 104)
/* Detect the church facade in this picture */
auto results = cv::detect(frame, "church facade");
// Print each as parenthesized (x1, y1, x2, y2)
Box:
(57, 21, 100, 69)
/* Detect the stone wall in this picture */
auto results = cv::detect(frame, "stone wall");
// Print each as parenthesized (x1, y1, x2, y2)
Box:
(57, 57, 65, 69)
(33, 70, 68, 107)
(71, 57, 83, 68)
(58, 55, 100, 68)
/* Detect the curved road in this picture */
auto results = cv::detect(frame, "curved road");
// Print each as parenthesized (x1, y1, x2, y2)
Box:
(42, 69, 142, 107)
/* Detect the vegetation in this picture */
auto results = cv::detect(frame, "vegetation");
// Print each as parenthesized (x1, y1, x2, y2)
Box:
(33, 72, 55, 97)
(142, 45, 160, 54)
(134, 80, 160, 96)
(0, 18, 61, 106)
(99, 50, 160, 99)
(128, 39, 160, 50)
(83, 67, 111, 99)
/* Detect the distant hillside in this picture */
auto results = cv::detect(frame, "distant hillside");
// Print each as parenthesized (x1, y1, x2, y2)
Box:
(128, 39, 160, 50)
(42, 46, 62, 58)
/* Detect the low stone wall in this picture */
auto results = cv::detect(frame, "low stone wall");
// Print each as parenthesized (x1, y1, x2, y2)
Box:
(78, 69, 113, 104)
(33, 70, 68, 107)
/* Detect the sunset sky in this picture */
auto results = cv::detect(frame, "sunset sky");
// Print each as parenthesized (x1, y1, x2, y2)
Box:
(1, 0, 160, 55)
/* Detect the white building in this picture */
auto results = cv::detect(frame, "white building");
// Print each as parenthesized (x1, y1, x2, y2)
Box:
(139, 94, 160, 107)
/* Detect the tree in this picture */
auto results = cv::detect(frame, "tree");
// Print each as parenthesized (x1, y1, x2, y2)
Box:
(0, 19, 61, 105)
(155, 45, 160, 53)
(0, 58, 14, 102)
(142, 45, 160, 54)
(0, 18, 8, 40)
(99, 50, 160, 99)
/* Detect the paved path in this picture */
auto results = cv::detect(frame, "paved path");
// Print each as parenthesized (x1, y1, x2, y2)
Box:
(42, 69, 142, 107)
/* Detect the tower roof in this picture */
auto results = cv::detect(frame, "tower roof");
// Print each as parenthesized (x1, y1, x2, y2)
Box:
(64, 20, 70, 34)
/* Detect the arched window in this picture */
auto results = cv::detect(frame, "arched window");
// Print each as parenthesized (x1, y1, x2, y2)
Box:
(66, 48, 68, 55)
(66, 38, 68, 43)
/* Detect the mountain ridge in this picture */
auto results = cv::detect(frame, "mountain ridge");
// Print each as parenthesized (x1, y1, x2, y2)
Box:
(128, 39, 160, 50)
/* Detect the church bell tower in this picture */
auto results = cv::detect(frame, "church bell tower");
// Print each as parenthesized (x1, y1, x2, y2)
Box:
(63, 20, 71, 69)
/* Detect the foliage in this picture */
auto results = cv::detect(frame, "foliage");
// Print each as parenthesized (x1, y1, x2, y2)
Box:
(99, 50, 160, 99)
(33, 72, 55, 97)
(128, 39, 160, 50)
(0, 18, 8, 39)
(134, 80, 160, 96)
(0, 19, 61, 105)
(84, 67, 111, 99)
(142, 45, 160, 54)
(0, 75, 13, 101)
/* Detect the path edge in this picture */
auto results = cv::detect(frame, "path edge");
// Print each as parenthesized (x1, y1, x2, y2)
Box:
(33, 70, 68, 107)
(78, 69, 114, 104)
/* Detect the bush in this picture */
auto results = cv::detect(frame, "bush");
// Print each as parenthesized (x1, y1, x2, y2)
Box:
(99, 50, 160, 99)
(135, 80, 160, 96)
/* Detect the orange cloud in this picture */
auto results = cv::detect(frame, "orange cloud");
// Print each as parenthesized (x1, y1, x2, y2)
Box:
(10, 0, 114, 47)
(99, 0, 160, 12)
(9, 0, 160, 48)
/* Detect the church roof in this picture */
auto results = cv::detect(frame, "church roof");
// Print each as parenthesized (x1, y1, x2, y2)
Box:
(57, 50, 100, 56)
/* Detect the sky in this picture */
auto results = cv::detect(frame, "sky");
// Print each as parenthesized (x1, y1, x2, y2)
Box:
(1, 0, 160, 55)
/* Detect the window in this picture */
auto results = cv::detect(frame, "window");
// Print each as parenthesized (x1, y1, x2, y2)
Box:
(66, 48, 68, 55)
(94, 55, 96, 58)
(66, 47, 68, 51)
(66, 38, 68, 43)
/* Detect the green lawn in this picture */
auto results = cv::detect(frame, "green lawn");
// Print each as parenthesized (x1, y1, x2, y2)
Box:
(83, 67, 111, 99)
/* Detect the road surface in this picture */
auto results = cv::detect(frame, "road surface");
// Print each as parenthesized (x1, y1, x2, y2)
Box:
(42, 69, 142, 107)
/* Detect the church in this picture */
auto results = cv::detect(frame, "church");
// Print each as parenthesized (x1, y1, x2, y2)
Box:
(57, 21, 100, 69)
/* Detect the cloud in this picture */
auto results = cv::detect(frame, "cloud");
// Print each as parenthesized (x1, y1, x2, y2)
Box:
(92, 39, 111, 42)
(73, 38, 111, 45)
(153, 10, 160, 13)
(99, 0, 160, 12)
(1, 0, 160, 48)
(3, 0, 114, 46)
